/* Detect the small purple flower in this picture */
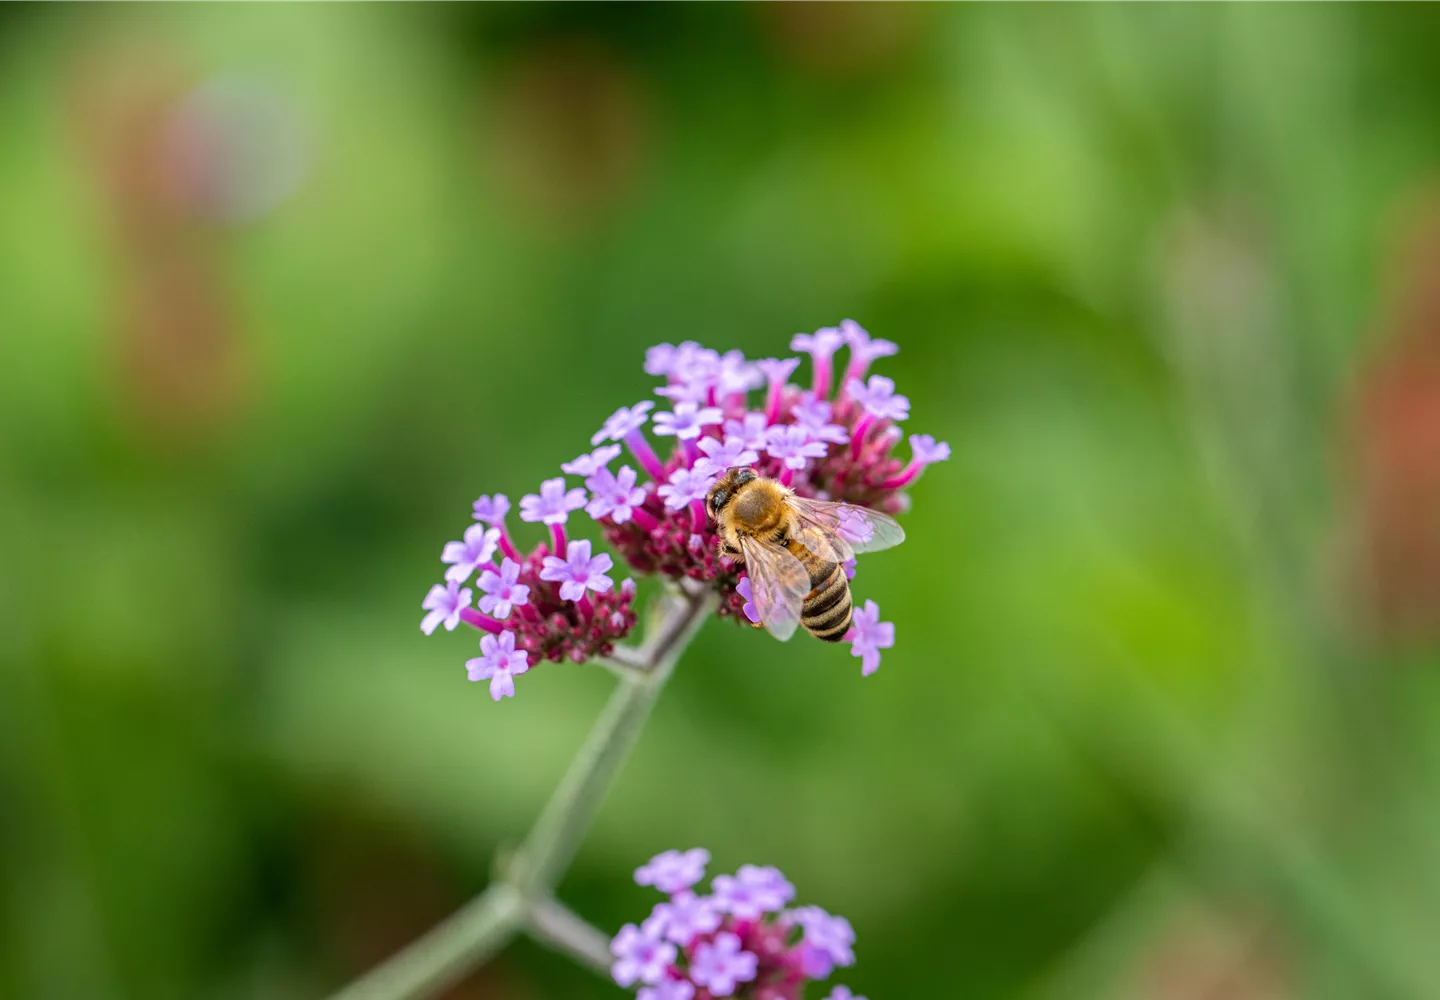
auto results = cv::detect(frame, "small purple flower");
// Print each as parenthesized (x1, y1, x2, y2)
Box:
(711, 865, 795, 919)
(826, 988, 867, 1000)
(471, 493, 510, 526)
(645, 342, 687, 378)
(842, 558, 857, 581)
(670, 343, 721, 385)
(520, 478, 588, 525)
(585, 465, 648, 524)
(841, 318, 898, 378)
(689, 932, 757, 997)
(791, 327, 845, 361)
(847, 599, 894, 677)
(477, 558, 530, 619)
(540, 538, 614, 601)
(638, 981, 694, 1000)
(723, 411, 770, 453)
(420, 580, 472, 635)
(693, 435, 761, 476)
(715, 350, 763, 395)
(442, 524, 500, 583)
(909, 433, 951, 466)
(736, 576, 761, 624)
(792, 397, 851, 445)
(764, 424, 829, 470)
(655, 380, 713, 404)
(561, 443, 622, 476)
(789, 906, 856, 977)
(756, 356, 801, 387)
(465, 630, 530, 701)
(593, 401, 655, 446)
(635, 847, 710, 893)
(610, 924, 676, 988)
(653, 401, 724, 441)
(657, 466, 717, 512)
(846, 375, 910, 422)
(642, 891, 722, 945)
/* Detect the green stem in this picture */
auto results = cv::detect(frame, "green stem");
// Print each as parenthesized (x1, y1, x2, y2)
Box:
(326, 587, 715, 1000)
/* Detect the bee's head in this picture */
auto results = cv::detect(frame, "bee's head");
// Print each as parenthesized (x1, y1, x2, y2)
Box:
(706, 466, 757, 518)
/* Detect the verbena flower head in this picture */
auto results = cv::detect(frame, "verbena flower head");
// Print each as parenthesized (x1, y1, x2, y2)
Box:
(612, 849, 861, 1000)
(423, 321, 942, 694)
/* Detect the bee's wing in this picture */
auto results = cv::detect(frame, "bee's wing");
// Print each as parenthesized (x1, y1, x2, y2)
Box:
(787, 497, 905, 557)
(737, 535, 809, 642)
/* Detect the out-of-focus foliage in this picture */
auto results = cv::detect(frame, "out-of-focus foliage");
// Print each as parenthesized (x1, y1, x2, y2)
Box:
(4, 4, 1440, 999)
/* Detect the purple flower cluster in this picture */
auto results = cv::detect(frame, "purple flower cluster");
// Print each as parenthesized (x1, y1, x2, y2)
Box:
(421, 321, 945, 698)
(599, 323, 944, 671)
(611, 849, 864, 1000)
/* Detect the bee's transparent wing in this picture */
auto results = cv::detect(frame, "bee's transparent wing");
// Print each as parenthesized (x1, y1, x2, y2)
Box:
(737, 535, 809, 642)
(787, 497, 905, 560)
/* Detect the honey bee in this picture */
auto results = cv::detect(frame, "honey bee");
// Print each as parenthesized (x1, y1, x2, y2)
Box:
(706, 467, 905, 642)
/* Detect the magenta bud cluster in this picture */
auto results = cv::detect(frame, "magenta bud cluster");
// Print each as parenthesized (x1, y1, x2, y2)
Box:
(421, 321, 946, 700)
(611, 849, 866, 1000)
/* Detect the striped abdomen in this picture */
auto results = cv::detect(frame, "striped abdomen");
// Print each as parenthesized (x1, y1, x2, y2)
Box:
(788, 540, 852, 642)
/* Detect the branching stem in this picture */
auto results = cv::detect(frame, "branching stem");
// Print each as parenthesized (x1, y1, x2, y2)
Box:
(326, 587, 715, 1000)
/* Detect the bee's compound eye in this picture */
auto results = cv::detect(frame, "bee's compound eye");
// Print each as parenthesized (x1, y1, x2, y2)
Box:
(709, 488, 729, 512)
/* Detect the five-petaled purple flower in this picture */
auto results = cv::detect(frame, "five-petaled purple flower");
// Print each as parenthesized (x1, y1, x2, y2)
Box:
(765, 424, 829, 470)
(689, 932, 757, 997)
(722, 411, 770, 453)
(657, 466, 717, 512)
(465, 630, 530, 701)
(841, 318, 898, 384)
(909, 433, 950, 465)
(653, 401, 724, 441)
(562, 443, 622, 476)
(477, 558, 530, 620)
(693, 435, 761, 477)
(792, 397, 851, 445)
(610, 924, 677, 988)
(586, 465, 648, 524)
(846, 374, 910, 422)
(711, 865, 795, 919)
(593, 401, 655, 446)
(539, 539, 614, 602)
(755, 356, 800, 387)
(826, 987, 867, 1000)
(520, 478, 588, 525)
(789, 905, 856, 978)
(791, 327, 845, 362)
(635, 847, 710, 893)
(846, 599, 894, 676)
(471, 493, 510, 526)
(442, 524, 500, 583)
(643, 891, 722, 945)
(420, 581, 471, 635)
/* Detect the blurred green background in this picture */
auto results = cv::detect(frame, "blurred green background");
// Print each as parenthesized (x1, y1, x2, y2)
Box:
(5, 4, 1440, 998)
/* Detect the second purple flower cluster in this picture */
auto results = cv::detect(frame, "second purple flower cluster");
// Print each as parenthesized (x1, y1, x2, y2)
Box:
(611, 848, 866, 1000)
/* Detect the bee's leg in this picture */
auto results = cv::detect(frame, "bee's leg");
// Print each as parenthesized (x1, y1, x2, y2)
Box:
(718, 540, 742, 562)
